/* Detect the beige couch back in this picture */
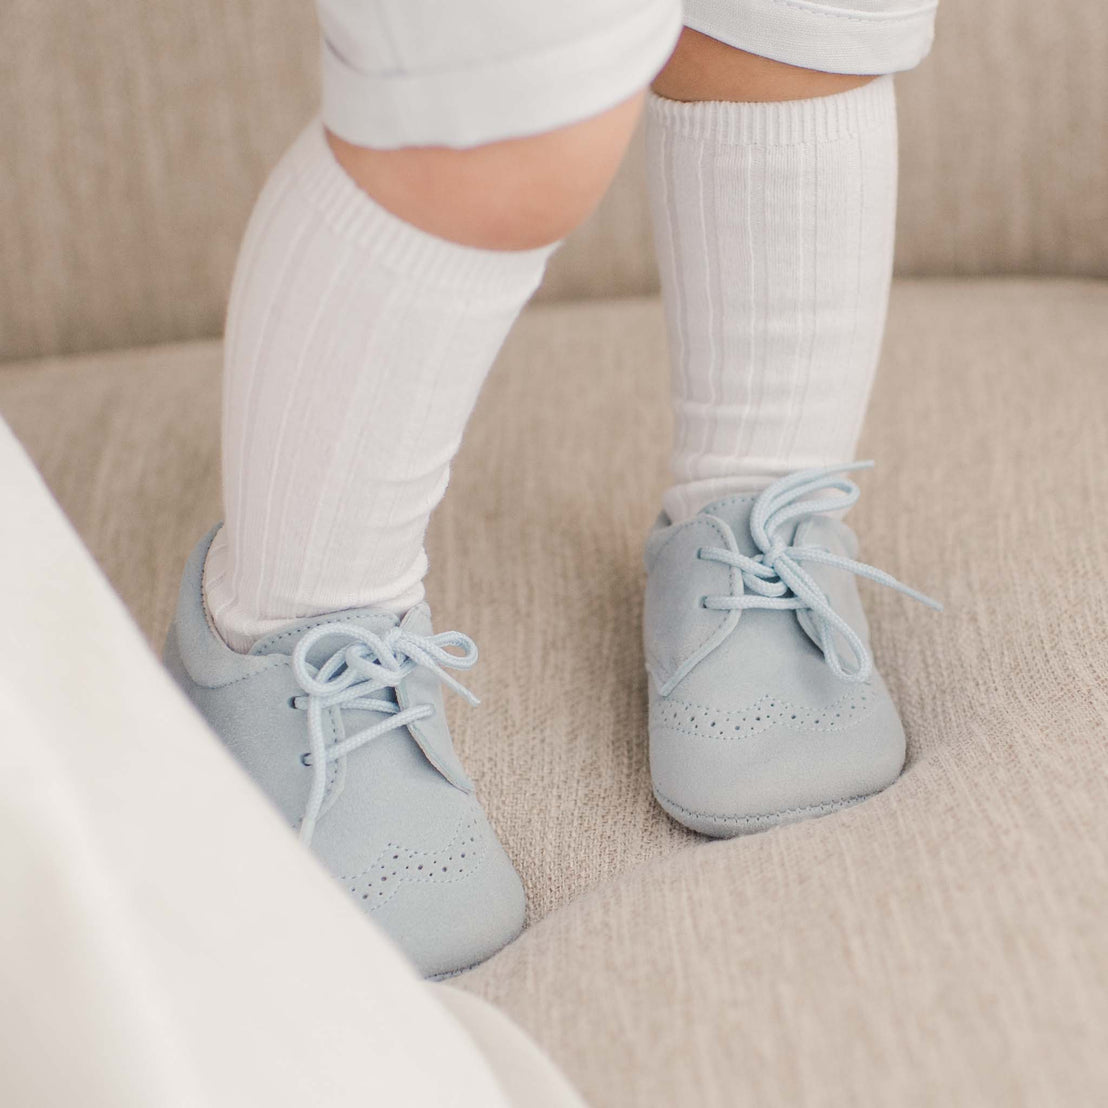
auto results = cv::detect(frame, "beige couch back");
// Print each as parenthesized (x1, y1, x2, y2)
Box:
(1, 0, 1105, 364)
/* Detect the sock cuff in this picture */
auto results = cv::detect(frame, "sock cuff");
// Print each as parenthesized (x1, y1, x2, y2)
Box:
(647, 72, 895, 148)
(284, 119, 558, 295)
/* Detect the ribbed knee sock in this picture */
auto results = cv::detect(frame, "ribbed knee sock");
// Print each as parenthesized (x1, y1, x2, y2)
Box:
(204, 122, 555, 652)
(645, 76, 899, 523)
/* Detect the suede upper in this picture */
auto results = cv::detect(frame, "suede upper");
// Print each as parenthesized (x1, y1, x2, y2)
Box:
(643, 494, 906, 836)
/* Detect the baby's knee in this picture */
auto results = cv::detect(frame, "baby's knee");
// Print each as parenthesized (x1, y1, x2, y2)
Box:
(327, 91, 645, 251)
(315, 0, 678, 250)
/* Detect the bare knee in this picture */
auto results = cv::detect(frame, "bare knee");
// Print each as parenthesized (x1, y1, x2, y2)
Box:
(327, 91, 645, 251)
(652, 27, 878, 103)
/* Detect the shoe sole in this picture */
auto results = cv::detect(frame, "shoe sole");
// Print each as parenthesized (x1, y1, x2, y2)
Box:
(428, 962, 486, 982)
(653, 786, 881, 838)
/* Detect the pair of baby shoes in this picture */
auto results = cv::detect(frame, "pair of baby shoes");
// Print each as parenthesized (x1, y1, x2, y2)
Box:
(165, 463, 938, 977)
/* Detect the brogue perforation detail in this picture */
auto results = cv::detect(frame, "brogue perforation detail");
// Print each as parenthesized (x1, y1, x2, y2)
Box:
(340, 812, 486, 911)
(652, 687, 876, 741)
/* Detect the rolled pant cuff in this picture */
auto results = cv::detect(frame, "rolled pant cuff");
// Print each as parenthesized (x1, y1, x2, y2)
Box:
(685, 0, 938, 75)
(321, 0, 682, 149)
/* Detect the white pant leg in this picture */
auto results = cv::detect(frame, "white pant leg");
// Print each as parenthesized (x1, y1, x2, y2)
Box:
(317, 0, 682, 147)
(0, 420, 583, 1108)
(686, 0, 939, 75)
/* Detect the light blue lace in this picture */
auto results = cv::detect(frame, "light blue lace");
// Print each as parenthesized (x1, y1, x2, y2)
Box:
(289, 622, 479, 845)
(697, 462, 942, 684)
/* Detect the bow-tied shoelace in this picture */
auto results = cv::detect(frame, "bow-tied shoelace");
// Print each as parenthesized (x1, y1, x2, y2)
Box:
(697, 462, 942, 684)
(289, 622, 479, 844)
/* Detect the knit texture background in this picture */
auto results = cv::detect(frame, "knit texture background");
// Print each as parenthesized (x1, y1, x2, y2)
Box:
(3, 279, 1107, 1105)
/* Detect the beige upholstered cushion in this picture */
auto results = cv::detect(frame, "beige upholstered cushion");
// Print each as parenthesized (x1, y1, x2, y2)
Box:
(2, 277, 1106, 1104)
(2, 1, 1107, 362)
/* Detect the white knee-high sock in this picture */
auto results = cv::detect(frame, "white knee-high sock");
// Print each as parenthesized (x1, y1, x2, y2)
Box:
(646, 76, 899, 523)
(204, 122, 555, 652)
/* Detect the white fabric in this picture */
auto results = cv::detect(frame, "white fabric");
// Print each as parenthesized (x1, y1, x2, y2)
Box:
(435, 988, 589, 1108)
(205, 121, 554, 652)
(685, 0, 938, 75)
(318, 0, 681, 148)
(646, 77, 899, 523)
(315, 0, 936, 150)
(0, 417, 585, 1108)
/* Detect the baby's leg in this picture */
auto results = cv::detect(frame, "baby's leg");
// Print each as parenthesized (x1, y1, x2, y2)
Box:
(206, 7, 675, 651)
(642, 4, 942, 836)
(167, 0, 681, 979)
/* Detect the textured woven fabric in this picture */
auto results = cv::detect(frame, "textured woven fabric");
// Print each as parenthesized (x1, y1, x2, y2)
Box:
(1, 1, 1107, 361)
(2, 278, 1106, 1105)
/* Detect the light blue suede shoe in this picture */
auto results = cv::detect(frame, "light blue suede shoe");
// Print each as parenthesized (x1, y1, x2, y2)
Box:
(643, 463, 941, 837)
(164, 528, 525, 978)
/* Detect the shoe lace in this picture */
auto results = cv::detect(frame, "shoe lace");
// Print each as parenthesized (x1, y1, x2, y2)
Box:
(289, 622, 479, 845)
(697, 462, 941, 684)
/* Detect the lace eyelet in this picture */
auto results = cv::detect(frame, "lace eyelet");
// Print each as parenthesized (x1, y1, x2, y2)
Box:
(288, 696, 299, 709)
(698, 596, 709, 609)
(695, 548, 705, 560)
(300, 753, 312, 767)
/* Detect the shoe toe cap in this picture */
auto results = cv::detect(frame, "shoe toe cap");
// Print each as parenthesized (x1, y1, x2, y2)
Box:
(337, 800, 525, 978)
(649, 679, 906, 837)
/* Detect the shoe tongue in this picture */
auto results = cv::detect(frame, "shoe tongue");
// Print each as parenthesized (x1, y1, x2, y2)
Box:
(696, 495, 764, 557)
(249, 606, 413, 668)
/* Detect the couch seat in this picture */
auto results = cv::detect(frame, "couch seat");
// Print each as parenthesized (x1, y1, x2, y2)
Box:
(3, 277, 1106, 1107)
